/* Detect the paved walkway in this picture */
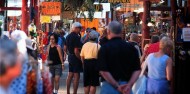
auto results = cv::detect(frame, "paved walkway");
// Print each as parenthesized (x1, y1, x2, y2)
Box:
(58, 60, 100, 94)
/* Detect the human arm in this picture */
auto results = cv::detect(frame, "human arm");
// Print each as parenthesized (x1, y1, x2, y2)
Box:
(57, 45, 64, 68)
(74, 48, 81, 60)
(74, 35, 82, 60)
(80, 46, 85, 64)
(81, 56, 84, 64)
(166, 57, 173, 81)
(63, 44, 67, 61)
(123, 45, 141, 94)
(46, 45, 50, 60)
(82, 33, 90, 44)
(100, 71, 124, 92)
(123, 70, 141, 94)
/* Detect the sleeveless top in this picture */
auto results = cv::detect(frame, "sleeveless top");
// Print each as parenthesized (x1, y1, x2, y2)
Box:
(48, 46, 61, 65)
(146, 53, 169, 80)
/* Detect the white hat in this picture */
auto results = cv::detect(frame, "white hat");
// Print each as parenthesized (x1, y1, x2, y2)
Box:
(11, 30, 27, 42)
(72, 22, 82, 29)
(89, 30, 99, 39)
(11, 30, 27, 55)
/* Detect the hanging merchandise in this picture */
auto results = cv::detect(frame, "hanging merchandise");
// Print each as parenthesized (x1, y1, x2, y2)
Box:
(27, 70, 37, 94)
(28, 22, 37, 37)
(42, 64, 53, 94)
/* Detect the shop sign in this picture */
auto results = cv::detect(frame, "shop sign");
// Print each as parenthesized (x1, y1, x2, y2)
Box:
(51, 16, 61, 21)
(41, 2, 61, 15)
(100, 0, 130, 3)
(40, 16, 51, 23)
(182, 28, 190, 41)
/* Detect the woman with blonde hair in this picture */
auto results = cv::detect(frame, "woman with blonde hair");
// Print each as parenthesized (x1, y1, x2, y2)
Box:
(145, 37, 173, 94)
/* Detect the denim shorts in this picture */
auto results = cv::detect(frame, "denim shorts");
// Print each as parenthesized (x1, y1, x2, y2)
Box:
(49, 64, 62, 78)
(100, 81, 133, 94)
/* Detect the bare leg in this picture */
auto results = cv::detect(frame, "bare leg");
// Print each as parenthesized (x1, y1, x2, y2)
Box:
(84, 86, 90, 94)
(90, 86, 96, 94)
(51, 78, 55, 92)
(54, 75, 60, 93)
(66, 72, 74, 94)
(73, 73, 80, 94)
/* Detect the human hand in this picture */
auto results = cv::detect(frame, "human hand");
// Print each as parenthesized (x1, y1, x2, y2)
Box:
(122, 83, 132, 94)
(62, 64, 64, 71)
(117, 84, 127, 93)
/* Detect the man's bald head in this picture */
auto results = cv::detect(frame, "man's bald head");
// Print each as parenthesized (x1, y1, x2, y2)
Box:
(108, 21, 122, 34)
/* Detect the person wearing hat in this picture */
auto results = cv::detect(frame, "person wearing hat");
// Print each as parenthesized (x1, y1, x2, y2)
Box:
(81, 28, 91, 44)
(0, 39, 22, 94)
(80, 30, 101, 94)
(64, 22, 83, 94)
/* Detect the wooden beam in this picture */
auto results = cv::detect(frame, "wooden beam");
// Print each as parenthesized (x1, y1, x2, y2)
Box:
(0, 7, 22, 11)
(150, 6, 171, 11)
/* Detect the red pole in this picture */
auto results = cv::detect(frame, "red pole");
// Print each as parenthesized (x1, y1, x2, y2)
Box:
(21, 0, 28, 34)
(35, 0, 40, 30)
(142, 1, 150, 48)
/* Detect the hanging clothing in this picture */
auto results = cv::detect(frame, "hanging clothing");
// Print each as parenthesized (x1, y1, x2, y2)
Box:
(42, 71, 53, 94)
(27, 70, 37, 94)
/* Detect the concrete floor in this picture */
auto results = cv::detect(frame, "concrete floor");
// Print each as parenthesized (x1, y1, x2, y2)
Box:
(58, 60, 100, 94)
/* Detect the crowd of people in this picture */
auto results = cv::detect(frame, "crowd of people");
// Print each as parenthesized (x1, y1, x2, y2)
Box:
(0, 20, 174, 94)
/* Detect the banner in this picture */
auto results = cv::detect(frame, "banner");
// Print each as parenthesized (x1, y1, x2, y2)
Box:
(41, 2, 61, 15)
(40, 16, 51, 23)
(51, 16, 61, 21)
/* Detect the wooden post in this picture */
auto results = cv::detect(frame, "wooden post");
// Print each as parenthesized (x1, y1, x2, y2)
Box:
(34, 0, 40, 30)
(21, 0, 28, 34)
(142, 1, 150, 48)
(188, 0, 190, 19)
(171, 0, 177, 26)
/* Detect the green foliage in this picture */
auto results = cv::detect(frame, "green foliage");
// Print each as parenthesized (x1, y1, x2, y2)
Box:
(64, 0, 102, 21)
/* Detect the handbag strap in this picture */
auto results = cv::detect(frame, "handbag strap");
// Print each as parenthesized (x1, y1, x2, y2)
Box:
(139, 61, 147, 76)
